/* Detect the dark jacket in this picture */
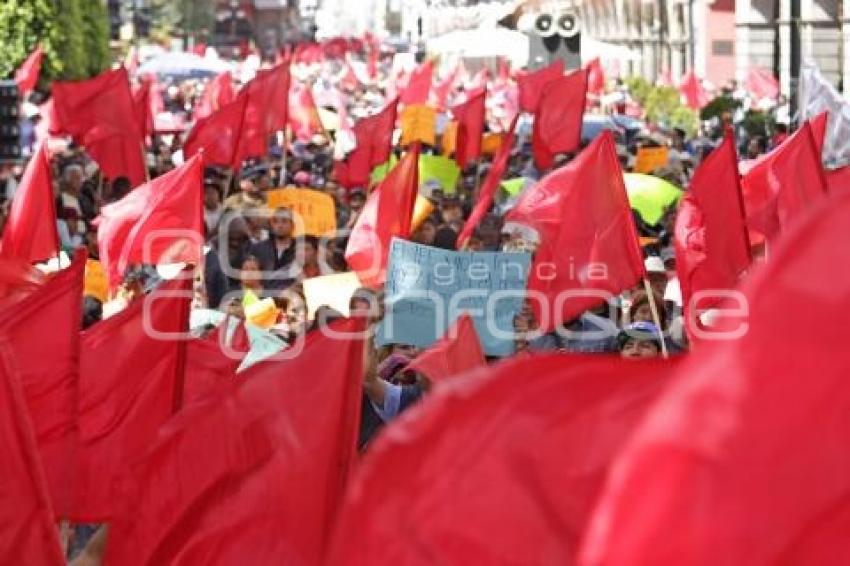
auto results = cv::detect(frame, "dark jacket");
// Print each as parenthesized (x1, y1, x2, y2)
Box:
(248, 237, 297, 291)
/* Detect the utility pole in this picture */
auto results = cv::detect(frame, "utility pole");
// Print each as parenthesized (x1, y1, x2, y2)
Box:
(789, 0, 801, 125)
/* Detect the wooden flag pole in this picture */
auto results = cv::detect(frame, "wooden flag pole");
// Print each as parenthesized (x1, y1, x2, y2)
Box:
(642, 277, 669, 359)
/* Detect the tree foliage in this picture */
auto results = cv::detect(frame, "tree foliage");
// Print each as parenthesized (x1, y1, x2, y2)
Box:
(625, 76, 699, 136)
(79, 0, 111, 77)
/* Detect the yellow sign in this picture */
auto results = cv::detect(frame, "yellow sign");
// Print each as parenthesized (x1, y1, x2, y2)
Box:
(302, 271, 362, 319)
(83, 259, 108, 302)
(411, 194, 434, 232)
(266, 187, 337, 237)
(400, 104, 437, 147)
(244, 297, 281, 329)
(481, 132, 504, 156)
(441, 120, 458, 157)
(634, 146, 670, 174)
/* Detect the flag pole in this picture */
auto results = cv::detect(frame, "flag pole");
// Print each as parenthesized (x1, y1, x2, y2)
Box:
(642, 277, 669, 359)
(141, 141, 150, 183)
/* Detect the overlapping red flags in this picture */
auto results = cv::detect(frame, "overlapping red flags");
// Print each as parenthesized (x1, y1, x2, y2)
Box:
(0, 250, 85, 518)
(106, 317, 366, 565)
(183, 320, 250, 406)
(517, 60, 564, 113)
(400, 60, 434, 106)
(132, 74, 162, 140)
(327, 354, 677, 565)
(741, 119, 827, 240)
(507, 131, 644, 331)
(581, 187, 850, 566)
(183, 95, 248, 167)
(72, 274, 191, 522)
(345, 144, 420, 288)
(585, 57, 606, 95)
(531, 69, 587, 170)
(679, 71, 710, 110)
(451, 87, 486, 170)
(51, 67, 147, 186)
(457, 115, 518, 249)
(14, 45, 44, 96)
(288, 81, 324, 142)
(95, 154, 204, 287)
(0, 144, 60, 263)
(193, 71, 235, 120)
(335, 98, 398, 189)
(674, 130, 751, 332)
(406, 313, 485, 385)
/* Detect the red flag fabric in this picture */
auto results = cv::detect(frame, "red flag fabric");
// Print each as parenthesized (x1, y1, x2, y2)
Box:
(132, 76, 155, 140)
(0, 357, 65, 565)
(0, 144, 60, 262)
(433, 64, 461, 111)
(14, 46, 44, 95)
(288, 81, 324, 142)
(235, 63, 291, 163)
(400, 61, 434, 106)
(183, 321, 249, 406)
(532, 69, 587, 170)
(71, 275, 191, 522)
(451, 87, 486, 169)
(0, 250, 85, 518)
(335, 98, 398, 188)
(581, 188, 850, 566)
(745, 65, 780, 100)
(507, 131, 644, 331)
(183, 95, 248, 167)
(457, 115, 518, 249)
(0, 256, 43, 302)
(586, 57, 606, 95)
(825, 164, 850, 193)
(674, 130, 751, 331)
(95, 154, 204, 286)
(517, 60, 564, 113)
(741, 121, 827, 240)
(679, 71, 710, 110)
(105, 317, 366, 565)
(327, 353, 677, 565)
(194, 71, 235, 120)
(51, 67, 146, 186)
(406, 313, 485, 385)
(345, 145, 419, 288)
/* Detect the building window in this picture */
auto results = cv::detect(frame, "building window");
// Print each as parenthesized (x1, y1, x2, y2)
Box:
(712, 40, 733, 56)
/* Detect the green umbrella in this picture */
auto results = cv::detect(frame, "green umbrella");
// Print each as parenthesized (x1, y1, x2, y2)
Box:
(623, 173, 683, 226)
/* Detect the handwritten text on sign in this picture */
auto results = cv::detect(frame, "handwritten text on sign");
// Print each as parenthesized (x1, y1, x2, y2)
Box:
(378, 239, 531, 357)
(266, 187, 337, 237)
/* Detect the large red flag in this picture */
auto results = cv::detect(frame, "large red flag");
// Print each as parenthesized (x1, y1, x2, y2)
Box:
(674, 130, 751, 332)
(183, 95, 248, 167)
(679, 70, 710, 110)
(183, 321, 249, 406)
(507, 131, 644, 331)
(741, 120, 827, 240)
(0, 357, 64, 565)
(0, 144, 60, 262)
(234, 63, 292, 164)
(51, 67, 146, 186)
(105, 317, 366, 565)
(194, 71, 235, 120)
(327, 353, 677, 565)
(452, 87, 486, 170)
(400, 61, 434, 106)
(14, 45, 44, 96)
(288, 81, 324, 142)
(581, 188, 850, 566)
(95, 154, 204, 286)
(0, 250, 85, 518)
(517, 60, 564, 113)
(71, 275, 191, 522)
(335, 98, 398, 188)
(825, 164, 850, 193)
(585, 57, 606, 95)
(0, 256, 43, 302)
(457, 115, 518, 249)
(406, 313, 485, 385)
(532, 69, 587, 170)
(345, 145, 419, 288)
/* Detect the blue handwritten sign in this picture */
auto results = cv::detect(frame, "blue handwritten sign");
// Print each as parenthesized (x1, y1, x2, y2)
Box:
(377, 239, 531, 356)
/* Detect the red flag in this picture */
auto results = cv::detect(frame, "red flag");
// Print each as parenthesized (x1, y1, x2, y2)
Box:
(674, 130, 751, 332)
(451, 87, 486, 169)
(327, 353, 677, 565)
(235, 63, 291, 163)
(400, 61, 434, 106)
(288, 81, 324, 142)
(339, 59, 361, 91)
(745, 65, 780, 100)
(741, 121, 827, 240)
(184, 95, 248, 167)
(14, 45, 44, 95)
(825, 164, 850, 193)
(0, 256, 43, 302)
(335, 98, 398, 188)
(194, 71, 235, 120)
(0, 144, 60, 262)
(433, 63, 461, 111)
(457, 115, 518, 249)
(0, 251, 85, 518)
(183, 321, 249, 406)
(679, 70, 710, 110)
(585, 57, 606, 95)
(51, 67, 146, 186)
(132, 76, 155, 140)
(0, 358, 64, 565)
(406, 313, 485, 384)
(192, 42, 206, 57)
(345, 145, 419, 288)
(105, 317, 366, 565)
(581, 188, 850, 566)
(532, 69, 587, 170)
(95, 154, 204, 286)
(507, 131, 644, 331)
(517, 60, 564, 113)
(71, 275, 191, 522)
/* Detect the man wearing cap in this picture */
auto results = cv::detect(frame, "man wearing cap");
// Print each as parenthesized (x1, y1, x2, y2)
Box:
(224, 166, 267, 212)
(248, 207, 297, 291)
(618, 322, 663, 359)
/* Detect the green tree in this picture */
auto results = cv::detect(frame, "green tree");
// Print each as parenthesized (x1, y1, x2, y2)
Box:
(79, 0, 111, 77)
(148, 0, 214, 43)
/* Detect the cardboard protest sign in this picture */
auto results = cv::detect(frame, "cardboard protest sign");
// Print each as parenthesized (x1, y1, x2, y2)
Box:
(83, 259, 108, 302)
(266, 187, 336, 236)
(400, 104, 437, 146)
(441, 120, 458, 157)
(302, 271, 362, 319)
(377, 239, 531, 356)
(418, 155, 460, 194)
(633, 146, 669, 174)
(481, 132, 504, 156)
